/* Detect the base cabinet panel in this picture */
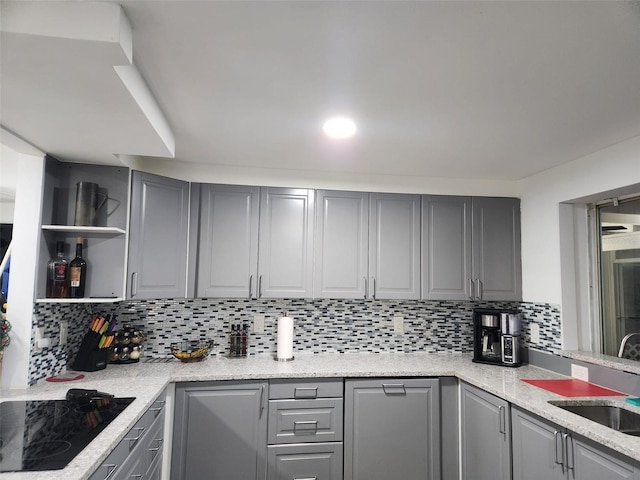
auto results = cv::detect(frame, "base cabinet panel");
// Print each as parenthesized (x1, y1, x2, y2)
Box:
(267, 443, 343, 480)
(172, 381, 268, 480)
(460, 382, 511, 480)
(344, 378, 440, 480)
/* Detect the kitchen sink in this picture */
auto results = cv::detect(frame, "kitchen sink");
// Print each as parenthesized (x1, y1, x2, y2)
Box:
(549, 401, 640, 436)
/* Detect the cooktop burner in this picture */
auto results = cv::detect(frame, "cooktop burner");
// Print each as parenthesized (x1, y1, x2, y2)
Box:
(0, 396, 134, 472)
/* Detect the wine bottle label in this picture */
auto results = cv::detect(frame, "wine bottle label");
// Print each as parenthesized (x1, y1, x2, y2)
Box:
(69, 266, 82, 287)
(54, 264, 67, 281)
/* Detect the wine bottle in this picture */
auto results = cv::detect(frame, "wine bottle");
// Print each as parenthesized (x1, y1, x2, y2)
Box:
(46, 241, 68, 298)
(69, 237, 87, 298)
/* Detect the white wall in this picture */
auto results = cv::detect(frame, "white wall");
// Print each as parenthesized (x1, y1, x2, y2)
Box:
(519, 135, 640, 339)
(0, 144, 20, 223)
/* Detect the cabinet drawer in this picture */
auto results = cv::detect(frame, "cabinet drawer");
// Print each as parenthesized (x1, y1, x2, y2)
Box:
(269, 399, 343, 444)
(267, 442, 343, 480)
(269, 379, 343, 399)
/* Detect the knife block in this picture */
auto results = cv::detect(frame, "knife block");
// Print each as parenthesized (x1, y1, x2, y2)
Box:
(71, 330, 108, 372)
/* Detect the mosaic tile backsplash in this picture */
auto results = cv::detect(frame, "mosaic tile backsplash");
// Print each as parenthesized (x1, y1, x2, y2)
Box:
(29, 298, 562, 385)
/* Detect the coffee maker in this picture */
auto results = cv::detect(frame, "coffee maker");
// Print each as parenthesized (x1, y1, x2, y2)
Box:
(473, 308, 522, 366)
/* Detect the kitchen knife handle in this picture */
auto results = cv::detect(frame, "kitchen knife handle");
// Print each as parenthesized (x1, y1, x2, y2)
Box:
(468, 278, 475, 300)
(554, 431, 565, 471)
(248, 275, 253, 299)
(130, 272, 138, 297)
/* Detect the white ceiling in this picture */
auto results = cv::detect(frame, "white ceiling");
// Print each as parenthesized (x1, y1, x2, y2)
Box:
(2, 0, 640, 182)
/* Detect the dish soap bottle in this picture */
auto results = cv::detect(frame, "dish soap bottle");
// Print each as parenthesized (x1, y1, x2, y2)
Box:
(69, 236, 87, 298)
(46, 241, 68, 298)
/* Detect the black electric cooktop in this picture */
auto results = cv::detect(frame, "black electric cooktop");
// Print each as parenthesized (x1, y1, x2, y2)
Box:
(0, 396, 134, 472)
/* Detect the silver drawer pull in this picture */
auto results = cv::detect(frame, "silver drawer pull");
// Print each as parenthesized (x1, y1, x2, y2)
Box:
(103, 464, 118, 480)
(124, 427, 145, 449)
(294, 387, 318, 399)
(293, 420, 318, 433)
(382, 383, 406, 394)
(293, 477, 317, 480)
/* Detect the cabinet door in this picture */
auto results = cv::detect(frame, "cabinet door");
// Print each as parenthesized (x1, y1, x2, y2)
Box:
(172, 381, 268, 480)
(421, 196, 472, 300)
(267, 443, 343, 480)
(572, 436, 636, 480)
(344, 378, 440, 480)
(196, 184, 260, 298)
(472, 197, 522, 301)
(128, 171, 189, 299)
(315, 190, 368, 298)
(258, 187, 315, 298)
(460, 382, 511, 480)
(369, 193, 421, 299)
(511, 406, 564, 480)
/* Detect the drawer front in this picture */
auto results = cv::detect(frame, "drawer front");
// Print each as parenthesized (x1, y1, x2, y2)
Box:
(267, 443, 343, 480)
(270, 379, 343, 400)
(269, 399, 343, 444)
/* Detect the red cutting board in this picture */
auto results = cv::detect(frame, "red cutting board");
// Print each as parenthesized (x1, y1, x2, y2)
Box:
(522, 379, 626, 397)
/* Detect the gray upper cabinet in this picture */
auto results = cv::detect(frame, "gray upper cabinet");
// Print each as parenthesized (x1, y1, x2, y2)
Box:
(421, 196, 472, 300)
(368, 193, 421, 299)
(460, 382, 511, 480)
(172, 381, 268, 480)
(344, 378, 440, 480)
(128, 171, 190, 299)
(196, 184, 260, 298)
(314, 190, 369, 299)
(421, 195, 521, 301)
(258, 187, 315, 298)
(472, 197, 522, 301)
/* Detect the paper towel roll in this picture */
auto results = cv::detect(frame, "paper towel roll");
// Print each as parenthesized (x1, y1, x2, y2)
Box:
(276, 315, 294, 360)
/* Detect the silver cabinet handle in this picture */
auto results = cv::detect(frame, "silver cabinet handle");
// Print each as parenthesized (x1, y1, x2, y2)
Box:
(148, 438, 163, 461)
(498, 405, 506, 436)
(149, 400, 166, 418)
(103, 464, 119, 480)
(294, 387, 318, 399)
(249, 275, 253, 299)
(293, 477, 317, 480)
(563, 433, 575, 471)
(293, 420, 318, 433)
(259, 384, 266, 417)
(468, 278, 475, 300)
(364, 276, 368, 299)
(382, 383, 406, 394)
(554, 431, 564, 471)
(373, 277, 376, 300)
(258, 275, 263, 298)
(130, 272, 138, 297)
(476, 278, 483, 300)
(124, 427, 145, 449)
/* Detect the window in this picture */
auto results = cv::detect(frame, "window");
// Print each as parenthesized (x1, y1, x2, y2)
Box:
(596, 195, 640, 357)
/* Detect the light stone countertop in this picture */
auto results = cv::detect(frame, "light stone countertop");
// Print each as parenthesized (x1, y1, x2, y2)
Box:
(2, 352, 640, 479)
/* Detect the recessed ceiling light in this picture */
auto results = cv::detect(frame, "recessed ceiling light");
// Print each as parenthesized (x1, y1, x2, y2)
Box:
(323, 117, 357, 139)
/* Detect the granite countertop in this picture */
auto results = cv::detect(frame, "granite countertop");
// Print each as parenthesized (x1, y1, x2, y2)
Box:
(2, 352, 640, 479)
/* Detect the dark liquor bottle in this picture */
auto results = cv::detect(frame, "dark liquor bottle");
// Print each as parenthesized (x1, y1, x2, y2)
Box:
(46, 241, 68, 298)
(69, 237, 87, 298)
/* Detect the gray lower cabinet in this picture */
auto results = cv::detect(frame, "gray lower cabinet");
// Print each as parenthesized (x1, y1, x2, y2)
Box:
(267, 378, 344, 480)
(128, 171, 190, 299)
(460, 382, 511, 480)
(171, 380, 269, 480)
(90, 392, 167, 480)
(344, 378, 440, 480)
(512, 406, 638, 480)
